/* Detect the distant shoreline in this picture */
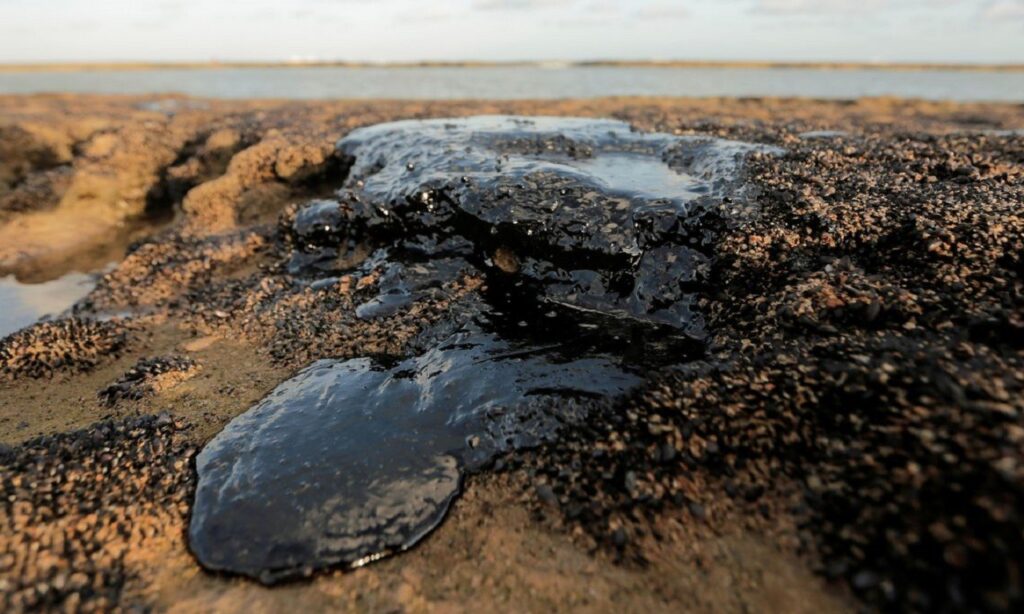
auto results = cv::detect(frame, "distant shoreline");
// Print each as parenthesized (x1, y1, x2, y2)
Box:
(2, 60, 1023, 73)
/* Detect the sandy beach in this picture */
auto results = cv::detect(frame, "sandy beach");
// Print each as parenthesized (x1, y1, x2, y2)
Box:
(1, 94, 1022, 612)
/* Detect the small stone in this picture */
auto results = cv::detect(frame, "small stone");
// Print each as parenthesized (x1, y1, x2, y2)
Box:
(535, 484, 558, 508)
(612, 528, 628, 548)
(852, 570, 880, 590)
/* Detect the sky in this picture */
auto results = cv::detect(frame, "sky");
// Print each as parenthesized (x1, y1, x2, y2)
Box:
(0, 0, 1021, 64)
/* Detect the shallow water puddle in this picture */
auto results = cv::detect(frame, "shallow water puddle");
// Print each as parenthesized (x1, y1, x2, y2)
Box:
(0, 271, 96, 338)
(189, 116, 780, 582)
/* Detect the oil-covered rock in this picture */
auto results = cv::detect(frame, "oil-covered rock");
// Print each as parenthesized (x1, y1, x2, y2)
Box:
(189, 116, 779, 582)
(290, 116, 778, 335)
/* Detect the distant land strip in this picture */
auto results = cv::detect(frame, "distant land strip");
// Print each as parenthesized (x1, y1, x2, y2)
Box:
(1, 60, 1023, 73)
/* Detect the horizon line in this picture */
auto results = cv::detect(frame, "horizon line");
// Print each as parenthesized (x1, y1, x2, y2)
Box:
(2, 59, 1024, 73)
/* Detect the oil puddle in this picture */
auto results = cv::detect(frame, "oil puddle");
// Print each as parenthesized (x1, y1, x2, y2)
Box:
(189, 116, 780, 582)
(190, 323, 641, 582)
(0, 271, 97, 338)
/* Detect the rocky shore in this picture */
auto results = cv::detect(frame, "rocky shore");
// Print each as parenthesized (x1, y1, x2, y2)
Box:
(1, 94, 1021, 612)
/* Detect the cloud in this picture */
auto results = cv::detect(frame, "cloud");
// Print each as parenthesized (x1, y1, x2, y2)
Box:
(752, 0, 888, 14)
(472, 0, 572, 9)
(747, 0, 1024, 24)
(983, 0, 1024, 18)
(633, 2, 690, 19)
(748, 0, 973, 14)
(403, 6, 460, 22)
(471, 0, 689, 24)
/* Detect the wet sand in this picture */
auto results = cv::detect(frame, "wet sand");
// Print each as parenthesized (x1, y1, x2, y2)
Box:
(1, 94, 1022, 612)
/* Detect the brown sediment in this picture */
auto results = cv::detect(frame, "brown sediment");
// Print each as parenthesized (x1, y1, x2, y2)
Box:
(0, 94, 1022, 611)
(0, 318, 133, 381)
(0, 415, 195, 612)
(98, 355, 202, 406)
